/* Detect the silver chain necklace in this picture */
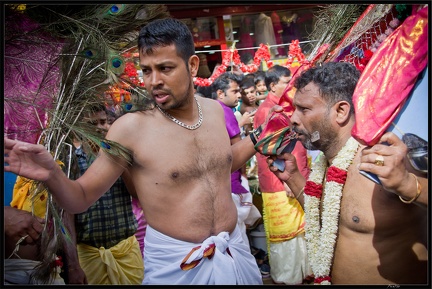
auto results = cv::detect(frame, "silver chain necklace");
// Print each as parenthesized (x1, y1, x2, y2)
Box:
(156, 96, 203, 130)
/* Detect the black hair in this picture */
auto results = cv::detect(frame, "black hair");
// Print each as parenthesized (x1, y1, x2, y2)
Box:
(254, 71, 265, 86)
(240, 73, 255, 89)
(294, 62, 360, 115)
(138, 18, 195, 66)
(240, 77, 255, 90)
(264, 65, 291, 91)
(196, 85, 213, 99)
(211, 72, 242, 99)
(85, 103, 106, 117)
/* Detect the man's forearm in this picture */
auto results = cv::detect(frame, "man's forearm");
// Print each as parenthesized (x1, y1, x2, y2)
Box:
(44, 164, 90, 214)
(285, 172, 307, 208)
(231, 135, 256, 173)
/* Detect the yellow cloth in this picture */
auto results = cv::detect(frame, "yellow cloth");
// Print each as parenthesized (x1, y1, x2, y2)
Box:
(261, 191, 305, 243)
(10, 176, 47, 218)
(77, 235, 144, 284)
(10, 160, 64, 218)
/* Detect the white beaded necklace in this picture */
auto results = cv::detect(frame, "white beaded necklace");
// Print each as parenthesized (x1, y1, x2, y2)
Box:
(156, 96, 203, 130)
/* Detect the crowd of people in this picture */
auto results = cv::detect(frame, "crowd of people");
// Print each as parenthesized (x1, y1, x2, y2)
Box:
(4, 13, 428, 286)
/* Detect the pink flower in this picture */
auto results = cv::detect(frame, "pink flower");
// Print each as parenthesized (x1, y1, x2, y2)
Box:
(385, 28, 394, 36)
(389, 18, 400, 28)
(377, 34, 387, 43)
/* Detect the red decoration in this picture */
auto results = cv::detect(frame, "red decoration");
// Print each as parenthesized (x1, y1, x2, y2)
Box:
(194, 43, 275, 87)
(326, 166, 348, 184)
(304, 180, 323, 198)
(54, 255, 63, 268)
(315, 276, 331, 284)
(285, 39, 308, 74)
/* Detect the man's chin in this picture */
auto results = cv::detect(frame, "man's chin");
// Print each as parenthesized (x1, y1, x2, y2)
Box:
(299, 137, 316, 150)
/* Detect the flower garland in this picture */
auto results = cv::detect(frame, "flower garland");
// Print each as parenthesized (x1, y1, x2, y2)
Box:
(304, 137, 359, 285)
(193, 43, 273, 86)
(285, 39, 308, 74)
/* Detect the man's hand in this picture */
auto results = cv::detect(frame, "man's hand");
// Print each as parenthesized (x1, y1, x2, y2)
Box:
(67, 266, 88, 284)
(262, 105, 284, 128)
(358, 132, 427, 204)
(239, 110, 256, 128)
(4, 206, 45, 246)
(267, 152, 300, 183)
(4, 137, 57, 182)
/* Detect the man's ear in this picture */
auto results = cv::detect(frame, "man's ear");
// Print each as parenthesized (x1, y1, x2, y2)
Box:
(216, 89, 225, 100)
(269, 82, 276, 93)
(189, 55, 200, 77)
(334, 101, 351, 124)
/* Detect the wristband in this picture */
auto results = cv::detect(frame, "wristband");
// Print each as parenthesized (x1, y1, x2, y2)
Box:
(249, 126, 262, 145)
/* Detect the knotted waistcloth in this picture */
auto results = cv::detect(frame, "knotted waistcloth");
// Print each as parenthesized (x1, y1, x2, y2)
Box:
(143, 225, 262, 285)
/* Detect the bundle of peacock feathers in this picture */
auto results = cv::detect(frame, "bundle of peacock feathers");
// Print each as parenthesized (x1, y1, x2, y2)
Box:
(4, 4, 169, 284)
(305, 4, 369, 63)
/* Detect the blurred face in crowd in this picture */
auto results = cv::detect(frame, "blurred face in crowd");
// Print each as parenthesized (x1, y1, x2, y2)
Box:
(271, 75, 291, 97)
(255, 80, 267, 95)
(218, 80, 242, 108)
(242, 85, 257, 105)
(84, 110, 110, 136)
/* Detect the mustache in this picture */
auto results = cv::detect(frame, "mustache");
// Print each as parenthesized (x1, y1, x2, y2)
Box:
(151, 89, 170, 95)
(293, 127, 305, 135)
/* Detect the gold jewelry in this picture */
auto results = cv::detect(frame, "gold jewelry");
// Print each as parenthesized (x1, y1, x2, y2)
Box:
(399, 173, 422, 204)
(156, 96, 203, 130)
(295, 187, 305, 199)
(374, 155, 384, 166)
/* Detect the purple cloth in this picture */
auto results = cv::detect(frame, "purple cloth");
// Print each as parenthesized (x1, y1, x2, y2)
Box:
(4, 13, 64, 143)
(132, 197, 147, 258)
(217, 101, 248, 194)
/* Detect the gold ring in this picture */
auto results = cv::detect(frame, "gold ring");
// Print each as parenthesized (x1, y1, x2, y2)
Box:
(249, 117, 254, 123)
(374, 155, 384, 166)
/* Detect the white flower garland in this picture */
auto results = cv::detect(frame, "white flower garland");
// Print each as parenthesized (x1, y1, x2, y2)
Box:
(304, 137, 359, 285)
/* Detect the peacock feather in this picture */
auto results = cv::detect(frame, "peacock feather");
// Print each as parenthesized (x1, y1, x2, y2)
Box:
(306, 4, 368, 63)
(4, 4, 169, 283)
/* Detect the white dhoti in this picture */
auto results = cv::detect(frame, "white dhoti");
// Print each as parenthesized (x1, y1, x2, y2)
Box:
(231, 191, 262, 246)
(4, 259, 65, 285)
(268, 232, 312, 284)
(143, 225, 262, 285)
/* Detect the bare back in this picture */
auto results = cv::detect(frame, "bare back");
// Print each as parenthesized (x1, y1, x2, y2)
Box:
(110, 97, 238, 243)
(332, 152, 428, 284)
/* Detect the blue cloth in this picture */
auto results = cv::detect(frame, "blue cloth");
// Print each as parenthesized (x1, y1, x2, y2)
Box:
(4, 172, 17, 206)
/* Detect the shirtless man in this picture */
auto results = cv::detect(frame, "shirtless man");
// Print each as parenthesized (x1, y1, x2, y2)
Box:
(239, 77, 260, 136)
(4, 18, 263, 285)
(268, 62, 428, 284)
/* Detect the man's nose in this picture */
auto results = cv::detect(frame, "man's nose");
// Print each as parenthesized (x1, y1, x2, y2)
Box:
(97, 123, 109, 131)
(150, 71, 163, 87)
(290, 109, 299, 126)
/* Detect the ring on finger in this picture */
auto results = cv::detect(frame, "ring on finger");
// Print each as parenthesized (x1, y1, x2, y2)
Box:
(374, 155, 384, 166)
